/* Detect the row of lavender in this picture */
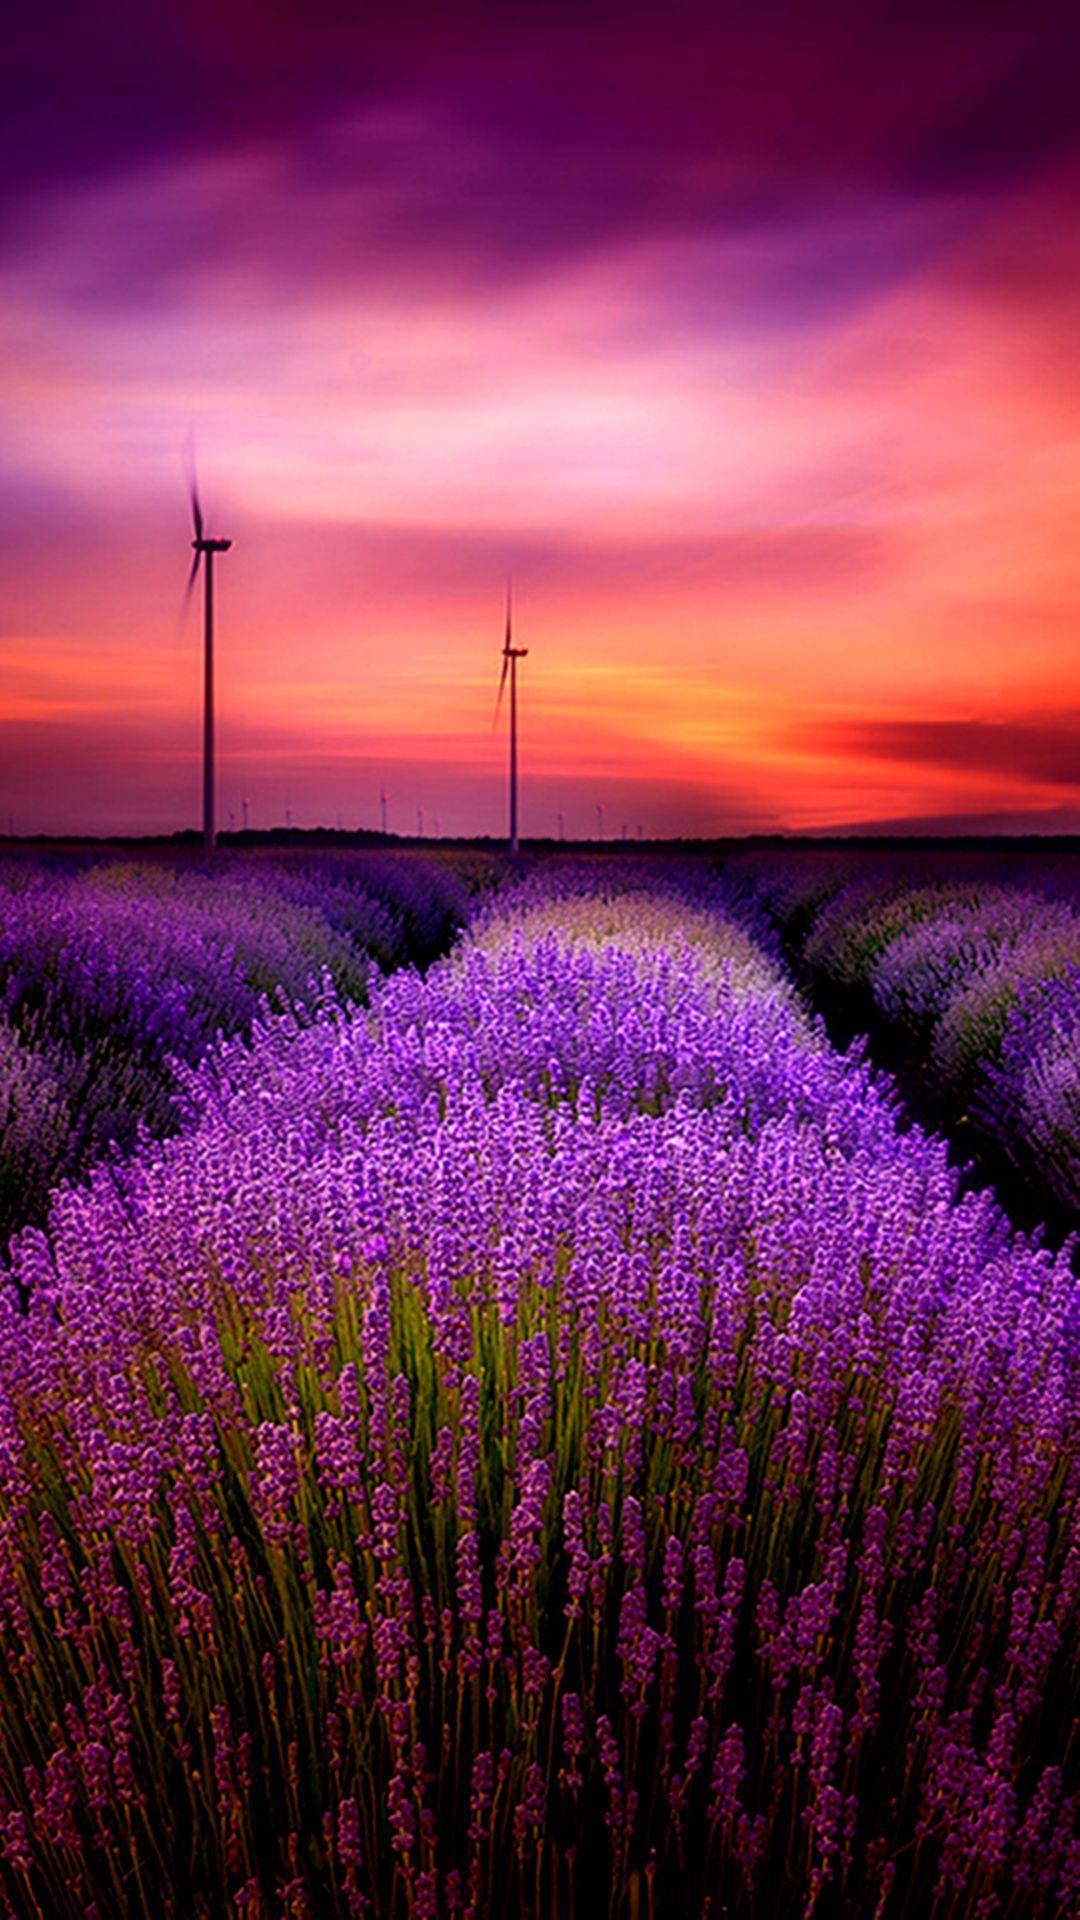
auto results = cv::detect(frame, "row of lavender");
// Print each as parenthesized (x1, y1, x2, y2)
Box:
(0, 863, 1076, 1916)
(0, 851, 489, 1242)
(726, 850, 1080, 1218)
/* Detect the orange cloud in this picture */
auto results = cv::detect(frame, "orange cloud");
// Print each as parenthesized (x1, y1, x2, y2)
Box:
(1, 131, 1079, 835)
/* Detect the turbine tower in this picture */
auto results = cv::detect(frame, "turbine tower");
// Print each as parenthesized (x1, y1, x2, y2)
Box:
(185, 467, 232, 852)
(494, 581, 528, 854)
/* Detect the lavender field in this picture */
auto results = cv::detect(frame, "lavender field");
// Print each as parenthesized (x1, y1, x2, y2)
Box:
(0, 852, 1078, 1917)
(0, 851, 490, 1243)
(728, 850, 1080, 1224)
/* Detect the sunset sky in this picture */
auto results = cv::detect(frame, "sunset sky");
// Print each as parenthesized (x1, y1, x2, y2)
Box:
(3, 0, 1080, 838)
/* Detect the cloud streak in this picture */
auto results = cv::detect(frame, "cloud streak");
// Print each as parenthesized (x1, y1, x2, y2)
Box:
(811, 715, 1080, 792)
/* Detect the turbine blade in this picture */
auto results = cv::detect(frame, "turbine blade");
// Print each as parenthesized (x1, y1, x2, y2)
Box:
(493, 649, 509, 729)
(184, 547, 202, 601)
(183, 433, 204, 541)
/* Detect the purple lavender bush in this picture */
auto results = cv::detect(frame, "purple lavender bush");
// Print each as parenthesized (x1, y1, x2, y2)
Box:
(0, 867, 1076, 1916)
(0, 852, 485, 1241)
(728, 853, 1080, 1214)
(0, 1020, 72, 1233)
(981, 965, 1080, 1212)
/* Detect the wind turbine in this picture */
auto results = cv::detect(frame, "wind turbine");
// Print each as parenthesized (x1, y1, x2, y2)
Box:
(185, 464, 232, 852)
(494, 581, 528, 854)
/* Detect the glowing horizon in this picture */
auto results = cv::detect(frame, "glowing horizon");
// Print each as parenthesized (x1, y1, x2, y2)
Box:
(3, 2, 1080, 839)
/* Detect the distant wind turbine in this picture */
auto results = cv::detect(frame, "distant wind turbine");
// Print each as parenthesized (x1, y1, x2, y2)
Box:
(596, 802, 605, 841)
(494, 581, 528, 854)
(184, 460, 232, 852)
(380, 788, 389, 835)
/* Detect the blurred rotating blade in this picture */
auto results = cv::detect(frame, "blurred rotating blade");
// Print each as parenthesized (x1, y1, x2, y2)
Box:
(183, 431, 204, 542)
(493, 648, 509, 729)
